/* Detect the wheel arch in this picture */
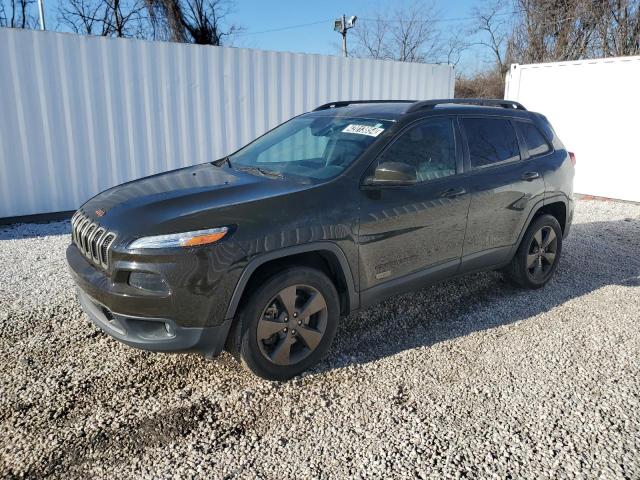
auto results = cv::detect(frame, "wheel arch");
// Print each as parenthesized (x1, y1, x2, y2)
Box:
(511, 196, 569, 257)
(224, 242, 358, 321)
(534, 200, 567, 235)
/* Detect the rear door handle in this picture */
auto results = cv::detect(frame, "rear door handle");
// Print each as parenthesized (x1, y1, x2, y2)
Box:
(522, 171, 540, 181)
(440, 187, 467, 198)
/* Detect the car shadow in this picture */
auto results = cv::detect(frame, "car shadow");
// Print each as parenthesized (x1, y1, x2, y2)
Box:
(318, 217, 640, 374)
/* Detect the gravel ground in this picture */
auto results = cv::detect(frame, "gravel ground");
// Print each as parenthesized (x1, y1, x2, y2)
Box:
(1, 199, 639, 479)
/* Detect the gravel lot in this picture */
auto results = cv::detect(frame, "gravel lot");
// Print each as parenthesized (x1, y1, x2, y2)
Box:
(1, 199, 639, 479)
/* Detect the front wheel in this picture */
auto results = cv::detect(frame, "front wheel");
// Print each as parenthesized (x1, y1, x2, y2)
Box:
(231, 267, 340, 381)
(503, 214, 563, 289)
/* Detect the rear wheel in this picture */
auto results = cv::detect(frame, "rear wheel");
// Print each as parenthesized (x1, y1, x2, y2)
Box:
(231, 267, 340, 381)
(504, 214, 562, 289)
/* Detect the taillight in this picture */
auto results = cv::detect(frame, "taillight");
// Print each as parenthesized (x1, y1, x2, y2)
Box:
(569, 151, 576, 166)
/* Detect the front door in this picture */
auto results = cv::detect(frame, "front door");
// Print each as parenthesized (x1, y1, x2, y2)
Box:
(358, 117, 470, 294)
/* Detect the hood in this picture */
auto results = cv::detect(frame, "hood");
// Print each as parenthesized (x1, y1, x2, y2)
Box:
(81, 163, 302, 236)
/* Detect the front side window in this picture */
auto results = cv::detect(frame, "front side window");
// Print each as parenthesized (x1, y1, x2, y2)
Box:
(518, 121, 551, 157)
(374, 118, 457, 182)
(462, 118, 521, 168)
(230, 116, 392, 182)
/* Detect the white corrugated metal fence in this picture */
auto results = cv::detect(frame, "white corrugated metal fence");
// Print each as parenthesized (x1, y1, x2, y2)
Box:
(0, 28, 454, 218)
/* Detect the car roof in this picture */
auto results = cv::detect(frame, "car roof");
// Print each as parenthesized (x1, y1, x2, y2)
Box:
(307, 99, 532, 122)
(306, 101, 415, 121)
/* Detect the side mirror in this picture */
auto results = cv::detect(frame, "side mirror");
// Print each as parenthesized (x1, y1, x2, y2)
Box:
(366, 161, 417, 185)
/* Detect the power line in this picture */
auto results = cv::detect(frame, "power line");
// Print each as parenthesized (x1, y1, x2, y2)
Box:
(235, 19, 332, 36)
(358, 10, 521, 24)
(234, 10, 524, 38)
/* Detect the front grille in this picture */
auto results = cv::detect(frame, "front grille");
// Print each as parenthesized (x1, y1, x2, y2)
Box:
(71, 211, 116, 269)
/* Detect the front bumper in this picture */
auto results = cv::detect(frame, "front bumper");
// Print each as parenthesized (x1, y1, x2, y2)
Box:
(67, 243, 234, 357)
(77, 289, 231, 356)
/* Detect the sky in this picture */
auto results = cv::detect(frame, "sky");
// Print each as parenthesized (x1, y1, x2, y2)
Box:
(41, 0, 491, 74)
(228, 0, 488, 73)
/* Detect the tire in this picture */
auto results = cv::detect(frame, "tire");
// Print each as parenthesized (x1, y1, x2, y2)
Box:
(503, 214, 563, 289)
(230, 267, 340, 381)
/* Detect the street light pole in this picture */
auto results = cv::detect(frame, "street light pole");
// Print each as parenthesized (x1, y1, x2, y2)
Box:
(334, 14, 357, 58)
(37, 0, 46, 30)
(341, 14, 347, 57)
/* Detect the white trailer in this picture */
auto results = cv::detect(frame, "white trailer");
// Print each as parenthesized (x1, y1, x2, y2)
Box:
(505, 56, 640, 203)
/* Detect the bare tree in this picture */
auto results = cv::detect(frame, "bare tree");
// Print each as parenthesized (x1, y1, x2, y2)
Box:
(596, 0, 640, 56)
(509, 0, 602, 63)
(58, 0, 111, 35)
(353, 1, 444, 63)
(145, 0, 241, 44)
(57, 0, 148, 37)
(145, 0, 185, 41)
(0, 0, 38, 28)
(352, 14, 389, 59)
(471, 0, 513, 75)
(444, 28, 470, 67)
(104, 0, 147, 37)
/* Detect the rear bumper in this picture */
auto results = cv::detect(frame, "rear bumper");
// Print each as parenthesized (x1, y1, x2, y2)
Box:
(77, 288, 231, 357)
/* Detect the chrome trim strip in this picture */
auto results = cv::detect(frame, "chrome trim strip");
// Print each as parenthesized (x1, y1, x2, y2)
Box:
(72, 214, 84, 245)
(83, 224, 96, 256)
(90, 228, 105, 263)
(86, 224, 99, 261)
(78, 218, 91, 251)
(96, 230, 108, 265)
(101, 234, 116, 269)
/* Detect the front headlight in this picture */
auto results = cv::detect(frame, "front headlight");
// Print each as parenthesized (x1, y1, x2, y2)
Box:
(128, 227, 229, 249)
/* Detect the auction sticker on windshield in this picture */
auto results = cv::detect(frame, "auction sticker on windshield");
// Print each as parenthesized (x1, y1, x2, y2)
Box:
(342, 124, 385, 137)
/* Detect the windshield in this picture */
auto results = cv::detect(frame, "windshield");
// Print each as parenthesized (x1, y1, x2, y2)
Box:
(229, 116, 393, 181)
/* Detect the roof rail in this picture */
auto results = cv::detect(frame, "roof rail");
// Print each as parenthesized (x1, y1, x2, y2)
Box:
(406, 98, 527, 112)
(313, 99, 416, 111)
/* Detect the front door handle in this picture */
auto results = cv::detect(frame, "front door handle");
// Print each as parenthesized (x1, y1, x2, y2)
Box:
(522, 171, 540, 181)
(441, 187, 467, 198)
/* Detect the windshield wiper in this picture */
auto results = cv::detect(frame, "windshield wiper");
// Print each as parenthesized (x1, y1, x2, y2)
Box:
(236, 166, 284, 179)
(211, 156, 232, 168)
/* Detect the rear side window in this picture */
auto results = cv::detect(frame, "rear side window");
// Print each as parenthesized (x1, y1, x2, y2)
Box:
(462, 118, 520, 168)
(518, 122, 551, 157)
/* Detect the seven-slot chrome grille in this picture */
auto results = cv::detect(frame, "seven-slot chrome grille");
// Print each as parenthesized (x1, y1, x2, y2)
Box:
(71, 211, 116, 269)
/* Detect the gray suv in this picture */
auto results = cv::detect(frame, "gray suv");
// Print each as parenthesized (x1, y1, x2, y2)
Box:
(67, 99, 575, 380)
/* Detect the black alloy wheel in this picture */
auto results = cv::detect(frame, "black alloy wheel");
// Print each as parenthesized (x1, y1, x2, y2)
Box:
(256, 284, 328, 366)
(526, 225, 558, 281)
(230, 267, 340, 381)
(503, 213, 563, 289)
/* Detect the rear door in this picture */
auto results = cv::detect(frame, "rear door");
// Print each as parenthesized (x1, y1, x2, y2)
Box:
(459, 116, 546, 271)
(357, 116, 470, 292)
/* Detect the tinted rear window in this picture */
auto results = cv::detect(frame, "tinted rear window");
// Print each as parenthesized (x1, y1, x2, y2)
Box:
(462, 118, 520, 168)
(518, 122, 551, 157)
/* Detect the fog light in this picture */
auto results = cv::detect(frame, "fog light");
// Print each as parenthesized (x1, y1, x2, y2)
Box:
(164, 322, 174, 336)
(128, 271, 169, 293)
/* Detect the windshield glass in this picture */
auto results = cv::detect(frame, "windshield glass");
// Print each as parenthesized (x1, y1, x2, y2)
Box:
(229, 116, 393, 181)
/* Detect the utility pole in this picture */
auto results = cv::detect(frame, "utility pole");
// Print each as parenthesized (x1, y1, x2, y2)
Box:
(37, 0, 46, 29)
(334, 14, 357, 57)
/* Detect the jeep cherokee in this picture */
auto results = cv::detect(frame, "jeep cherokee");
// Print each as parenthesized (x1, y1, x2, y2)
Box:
(67, 98, 575, 380)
